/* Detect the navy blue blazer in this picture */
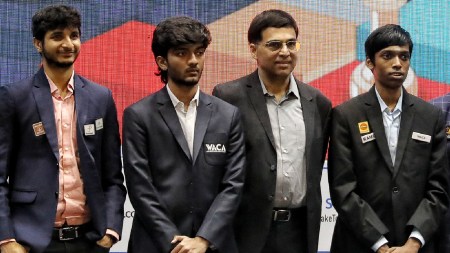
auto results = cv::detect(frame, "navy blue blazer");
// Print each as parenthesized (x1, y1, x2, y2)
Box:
(0, 68, 126, 253)
(123, 87, 245, 253)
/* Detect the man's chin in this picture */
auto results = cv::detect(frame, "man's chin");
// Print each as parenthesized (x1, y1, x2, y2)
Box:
(46, 60, 75, 69)
(179, 79, 199, 87)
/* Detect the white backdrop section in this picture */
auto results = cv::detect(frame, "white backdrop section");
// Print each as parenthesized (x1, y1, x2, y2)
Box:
(112, 164, 337, 253)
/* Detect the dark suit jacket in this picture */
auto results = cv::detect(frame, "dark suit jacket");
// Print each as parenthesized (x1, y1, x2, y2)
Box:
(213, 70, 332, 253)
(0, 68, 126, 253)
(430, 94, 450, 253)
(122, 87, 245, 253)
(328, 86, 449, 253)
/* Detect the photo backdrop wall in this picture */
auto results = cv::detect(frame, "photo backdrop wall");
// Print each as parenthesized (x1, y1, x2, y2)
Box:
(1, 1, 449, 252)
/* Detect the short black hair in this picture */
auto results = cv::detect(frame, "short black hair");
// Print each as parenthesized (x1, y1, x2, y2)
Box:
(151, 16, 211, 83)
(365, 24, 413, 63)
(32, 5, 81, 41)
(247, 9, 298, 44)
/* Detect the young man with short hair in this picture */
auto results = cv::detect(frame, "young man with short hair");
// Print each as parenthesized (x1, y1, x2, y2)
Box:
(123, 16, 245, 253)
(328, 24, 449, 253)
(0, 5, 126, 253)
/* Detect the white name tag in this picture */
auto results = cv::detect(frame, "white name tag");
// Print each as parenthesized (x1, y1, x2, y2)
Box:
(84, 124, 96, 136)
(361, 132, 376, 143)
(95, 118, 103, 130)
(412, 132, 431, 143)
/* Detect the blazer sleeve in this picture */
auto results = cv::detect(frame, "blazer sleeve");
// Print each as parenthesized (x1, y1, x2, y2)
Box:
(196, 107, 246, 250)
(406, 109, 449, 241)
(328, 107, 390, 245)
(122, 106, 180, 252)
(0, 85, 15, 240)
(100, 90, 127, 236)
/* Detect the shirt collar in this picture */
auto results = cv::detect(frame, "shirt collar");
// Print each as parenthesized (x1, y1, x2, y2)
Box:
(258, 73, 299, 99)
(375, 86, 403, 113)
(45, 71, 75, 94)
(166, 84, 200, 108)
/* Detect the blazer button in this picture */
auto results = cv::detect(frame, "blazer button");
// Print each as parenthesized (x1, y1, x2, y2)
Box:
(392, 187, 399, 194)
(270, 165, 276, 172)
(268, 195, 274, 201)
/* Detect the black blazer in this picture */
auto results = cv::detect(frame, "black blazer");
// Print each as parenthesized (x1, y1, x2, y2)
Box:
(328, 86, 449, 253)
(213, 70, 332, 253)
(429, 94, 450, 253)
(122, 87, 245, 253)
(0, 68, 126, 253)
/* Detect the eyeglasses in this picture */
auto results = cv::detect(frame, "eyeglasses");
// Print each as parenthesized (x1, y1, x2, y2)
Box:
(261, 40, 300, 52)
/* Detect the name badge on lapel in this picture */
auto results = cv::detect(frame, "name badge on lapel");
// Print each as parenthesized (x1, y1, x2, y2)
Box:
(95, 118, 103, 130)
(84, 124, 95, 136)
(446, 126, 450, 139)
(361, 133, 376, 143)
(412, 132, 431, 143)
(32, 122, 46, 136)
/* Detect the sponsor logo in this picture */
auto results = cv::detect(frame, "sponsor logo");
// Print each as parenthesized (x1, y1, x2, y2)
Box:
(358, 121, 370, 134)
(32, 122, 46, 136)
(205, 143, 226, 153)
(321, 214, 338, 222)
(124, 210, 135, 218)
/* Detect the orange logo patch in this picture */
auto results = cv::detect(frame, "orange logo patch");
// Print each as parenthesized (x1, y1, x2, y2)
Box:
(358, 121, 370, 134)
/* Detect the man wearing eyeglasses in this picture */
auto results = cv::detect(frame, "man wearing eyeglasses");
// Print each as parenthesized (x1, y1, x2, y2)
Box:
(213, 9, 331, 253)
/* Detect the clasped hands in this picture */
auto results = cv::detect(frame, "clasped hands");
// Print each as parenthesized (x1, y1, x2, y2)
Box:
(377, 238, 421, 253)
(170, 235, 210, 253)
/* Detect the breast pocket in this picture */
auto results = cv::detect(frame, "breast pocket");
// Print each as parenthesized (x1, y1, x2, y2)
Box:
(203, 133, 228, 166)
(10, 190, 37, 204)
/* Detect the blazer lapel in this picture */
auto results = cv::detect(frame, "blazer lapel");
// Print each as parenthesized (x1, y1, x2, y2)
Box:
(157, 88, 192, 161)
(74, 75, 90, 137)
(31, 68, 59, 160)
(73, 76, 103, 188)
(393, 90, 415, 177)
(297, 80, 315, 165)
(246, 71, 276, 150)
(192, 92, 212, 164)
(364, 87, 395, 173)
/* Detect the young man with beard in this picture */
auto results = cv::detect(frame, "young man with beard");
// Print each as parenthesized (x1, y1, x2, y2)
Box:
(328, 24, 449, 253)
(213, 10, 331, 253)
(122, 16, 245, 253)
(0, 5, 126, 253)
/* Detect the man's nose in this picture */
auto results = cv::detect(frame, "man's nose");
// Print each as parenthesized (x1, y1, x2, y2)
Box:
(188, 53, 198, 65)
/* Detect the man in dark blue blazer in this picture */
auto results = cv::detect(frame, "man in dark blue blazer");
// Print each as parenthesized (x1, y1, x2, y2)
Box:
(430, 94, 450, 253)
(0, 5, 126, 253)
(123, 17, 245, 253)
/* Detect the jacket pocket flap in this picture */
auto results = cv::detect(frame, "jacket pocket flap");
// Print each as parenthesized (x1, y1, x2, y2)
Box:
(10, 190, 37, 203)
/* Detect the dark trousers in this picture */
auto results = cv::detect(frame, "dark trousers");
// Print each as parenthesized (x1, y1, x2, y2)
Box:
(261, 207, 308, 253)
(43, 236, 109, 253)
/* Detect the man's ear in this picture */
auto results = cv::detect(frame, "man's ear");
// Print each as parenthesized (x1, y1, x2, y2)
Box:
(33, 38, 43, 53)
(249, 43, 257, 60)
(365, 57, 374, 71)
(156, 56, 168, 70)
